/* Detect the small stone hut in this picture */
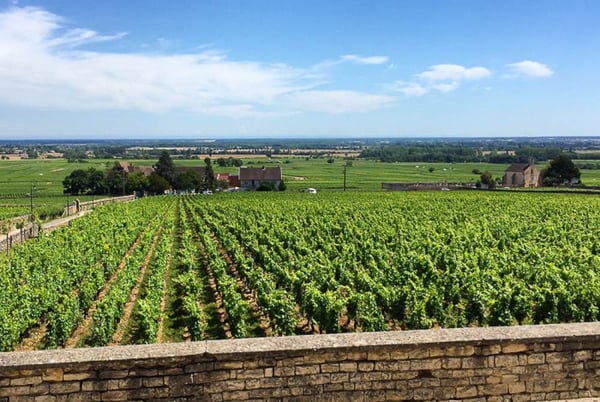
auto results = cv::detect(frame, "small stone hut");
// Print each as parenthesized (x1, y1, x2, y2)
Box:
(502, 163, 541, 187)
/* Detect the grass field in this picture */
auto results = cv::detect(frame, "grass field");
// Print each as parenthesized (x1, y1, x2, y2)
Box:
(267, 159, 509, 191)
(201, 157, 600, 191)
(0, 159, 113, 220)
(2, 157, 600, 220)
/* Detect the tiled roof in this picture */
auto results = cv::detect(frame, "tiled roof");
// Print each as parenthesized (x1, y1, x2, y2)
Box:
(117, 162, 135, 173)
(239, 167, 282, 181)
(505, 163, 533, 173)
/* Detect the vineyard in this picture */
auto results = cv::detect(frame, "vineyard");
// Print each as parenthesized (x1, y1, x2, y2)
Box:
(1, 191, 600, 351)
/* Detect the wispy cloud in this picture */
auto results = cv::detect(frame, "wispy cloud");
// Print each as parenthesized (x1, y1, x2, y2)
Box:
(390, 81, 428, 97)
(416, 64, 491, 82)
(46, 29, 128, 48)
(390, 64, 490, 96)
(312, 54, 390, 71)
(341, 54, 389, 65)
(0, 6, 394, 117)
(432, 82, 460, 93)
(506, 60, 553, 78)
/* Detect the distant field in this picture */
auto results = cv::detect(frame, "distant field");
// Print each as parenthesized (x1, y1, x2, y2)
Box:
(0, 159, 112, 194)
(269, 159, 508, 191)
(1, 157, 600, 220)
(197, 156, 600, 190)
(0, 159, 117, 220)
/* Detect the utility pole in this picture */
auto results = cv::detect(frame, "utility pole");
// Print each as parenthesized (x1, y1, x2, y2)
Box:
(343, 161, 352, 191)
(30, 182, 36, 221)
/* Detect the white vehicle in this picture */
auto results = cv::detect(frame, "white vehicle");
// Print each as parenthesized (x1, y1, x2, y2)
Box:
(307, 188, 317, 194)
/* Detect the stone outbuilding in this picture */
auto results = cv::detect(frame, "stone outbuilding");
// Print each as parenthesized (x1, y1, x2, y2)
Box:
(502, 163, 541, 187)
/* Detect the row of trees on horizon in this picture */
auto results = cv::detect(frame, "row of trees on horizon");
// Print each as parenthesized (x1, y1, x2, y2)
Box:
(62, 152, 216, 196)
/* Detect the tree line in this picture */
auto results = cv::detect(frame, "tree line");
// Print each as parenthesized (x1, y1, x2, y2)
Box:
(359, 145, 581, 164)
(63, 152, 216, 196)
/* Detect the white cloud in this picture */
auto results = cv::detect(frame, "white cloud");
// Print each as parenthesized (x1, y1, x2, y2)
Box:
(506, 60, 553, 78)
(285, 90, 394, 114)
(432, 82, 459, 93)
(416, 64, 491, 81)
(46, 29, 128, 48)
(391, 81, 428, 97)
(311, 54, 389, 72)
(341, 54, 389, 65)
(389, 63, 491, 96)
(0, 6, 394, 117)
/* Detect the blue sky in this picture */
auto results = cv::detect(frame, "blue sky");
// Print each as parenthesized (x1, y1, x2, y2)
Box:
(0, 1, 598, 139)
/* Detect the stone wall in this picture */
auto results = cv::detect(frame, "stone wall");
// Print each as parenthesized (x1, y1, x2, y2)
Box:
(0, 222, 37, 253)
(381, 182, 475, 191)
(1, 323, 600, 401)
(64, 194, 136, 216)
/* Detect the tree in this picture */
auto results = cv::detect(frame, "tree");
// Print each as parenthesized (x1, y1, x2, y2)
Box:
(154, 151, 176, 186)
(542, 154, 581, 186)
(257, 181, 274, 191)
(217, 179, 229, 190)
(86, 168, 107, 195)
(64, 149, 88, 163)
(215, 157, 243, 167)
(480, 171, 496, 189)
(174, 170, 203, 192)
(174, 172, 193, 192)
(106, 163, 127, 195)
(63, 168, 106, 195)
(63, 169, 89, 195)
(147, 172, 170, 195)
(126, 171, 149, 194)
(204, 158, 216, 192)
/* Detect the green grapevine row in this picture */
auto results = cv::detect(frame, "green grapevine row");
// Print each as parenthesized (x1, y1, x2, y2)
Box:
(193, 202, 297, 335)
(0, 200, 166, 351)
(173, 199, 208, 341)
(87, 206, 168, 346)
(129, 203, 176, 344)
(184, 199, 253, 338)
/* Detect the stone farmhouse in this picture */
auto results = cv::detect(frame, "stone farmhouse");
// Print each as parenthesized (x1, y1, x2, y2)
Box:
(116, 162, 154, 176)
(502, 163, 541, 187)
(239, 166, 282, 190)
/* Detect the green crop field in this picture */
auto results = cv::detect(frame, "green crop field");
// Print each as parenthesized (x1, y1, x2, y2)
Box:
(2, 157, 600, 222)
(0, 159, 114, 220)
(2, 191, 600, 351)
(141, 157, 513, 191)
